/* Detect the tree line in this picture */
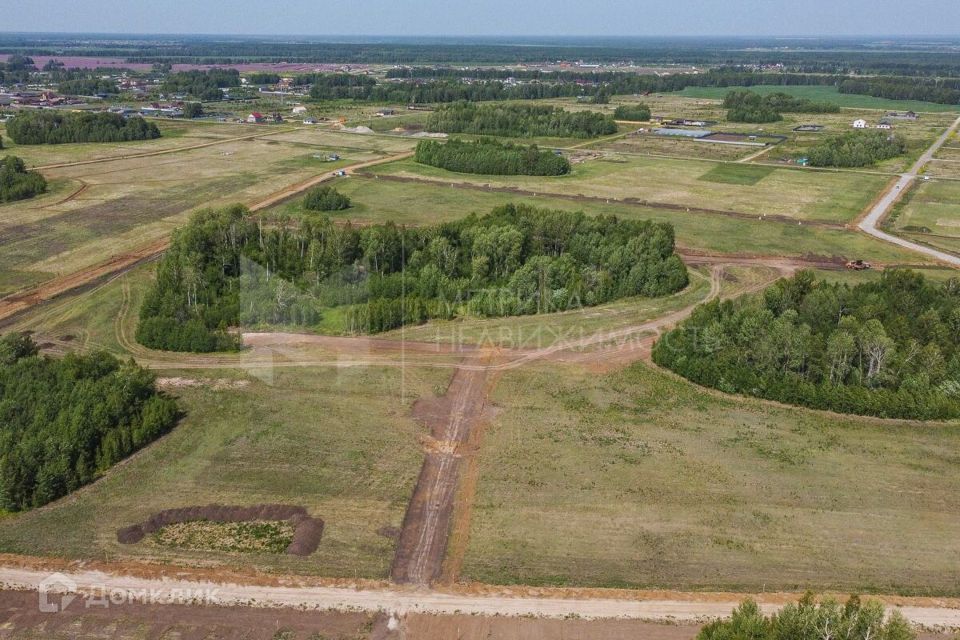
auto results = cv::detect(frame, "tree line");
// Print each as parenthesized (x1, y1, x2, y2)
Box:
(839, 77, 960, 106)
(414, 138, 571, 176)
(723, 89, 839, 123)
(0, 156, 47, 203)
(6, 111, 161, 145)
(137, 203, 688, 351)
(654, 270, 960, 420)
(426, 102, 617, 138)
(807, 130, 905, 168)
(0, 333, 179, 511)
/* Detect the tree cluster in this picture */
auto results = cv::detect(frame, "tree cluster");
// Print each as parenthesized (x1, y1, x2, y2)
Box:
(426, 102, 617, 138)
(654, 270, 960, 420)
(138, 203, 688, 351)
(414, 138, 571, 176)
(699, 595, 913, 640)
(6, 111, 161, 145)
(57, 77, 118, 95)
(0, 333, 179, 511)
(613, 104, 652, 121)
(0, 155, 47, 203)
(723, 89, 839, 123)
(182, 102, 204, 118)
(302, 185, 351, 211)
(306, 73, 378, 100)
(160, 69, 240, 101)
(807, 130, 906, 168)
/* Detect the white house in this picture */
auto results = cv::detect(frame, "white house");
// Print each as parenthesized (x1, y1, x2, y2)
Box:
(876, 120, 893, 130)
(853, 119, 868, 129)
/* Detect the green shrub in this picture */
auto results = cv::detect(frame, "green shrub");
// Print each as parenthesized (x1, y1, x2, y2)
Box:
(613, 104, 651, 121)
(0, 155, 47, 202)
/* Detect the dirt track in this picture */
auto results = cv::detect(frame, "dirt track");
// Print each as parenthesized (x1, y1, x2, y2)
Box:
(391, 351, 500, 584)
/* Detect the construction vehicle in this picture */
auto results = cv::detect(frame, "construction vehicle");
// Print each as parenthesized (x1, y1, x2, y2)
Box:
(845, 259, 872, 271)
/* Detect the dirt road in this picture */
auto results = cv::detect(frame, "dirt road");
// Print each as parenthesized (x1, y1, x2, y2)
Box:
(391, 351, 499, 584)
(858, 115, 960, 267)
(1, 565, 958, 628)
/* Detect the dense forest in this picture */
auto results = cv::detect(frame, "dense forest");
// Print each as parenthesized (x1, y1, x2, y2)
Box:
(303, 185, 351, 211)
(160, 68, 241, 100)
(0, 156, 47, 203)
(0, 333, 179, 511)
(138, 203, 688, 351)
(699, 596, 913, 640)
(414, 138, 571, 176)
(6, 111, 161, 145)
(654, 270, 960, 420)
(426, 103, 617, 138)
(723, 89, 839, 123)
(613, 104, 652, 121)
(807, 130, 905, 168)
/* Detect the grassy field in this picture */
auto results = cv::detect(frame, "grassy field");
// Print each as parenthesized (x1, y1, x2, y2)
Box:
(268, 175, 926, 264)
(887, 179, 960, 256)
(368, 155, 888, 224)
(0, 268, 445, 577)
(462, 360, 960, 594)
(0, 122, 394, 296)
(673, 85, 960, 113)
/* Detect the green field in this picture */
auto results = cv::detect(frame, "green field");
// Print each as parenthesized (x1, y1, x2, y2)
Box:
(888, 179, 960, 256)
(369, 155, 888, 224)
(674, 85, 960, 113)
(276, 174, 925, 265)
(462, 360, 960, 594)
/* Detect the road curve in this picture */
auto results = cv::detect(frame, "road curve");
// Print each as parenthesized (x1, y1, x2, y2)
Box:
(858, 115, 960, 267)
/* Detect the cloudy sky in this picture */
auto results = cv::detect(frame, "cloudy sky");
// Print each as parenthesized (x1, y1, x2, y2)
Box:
(4, 0, 955, 37)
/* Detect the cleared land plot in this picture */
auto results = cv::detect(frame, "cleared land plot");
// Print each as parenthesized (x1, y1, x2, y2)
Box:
(598, 132, 753, 161)
(0, 129, 388, 294)
(0, 120, 258, 168)
(368, 155, 888, 223)
(270, 175, 927, 264)
(888, 179, 960, 255)
(462, 361, 960, 594)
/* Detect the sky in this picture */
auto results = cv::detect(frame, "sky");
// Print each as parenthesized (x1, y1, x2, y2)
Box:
(2, 0, 956, 37)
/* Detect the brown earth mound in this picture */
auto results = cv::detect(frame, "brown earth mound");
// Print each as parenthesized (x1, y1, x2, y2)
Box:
(117, 504, 324, 556)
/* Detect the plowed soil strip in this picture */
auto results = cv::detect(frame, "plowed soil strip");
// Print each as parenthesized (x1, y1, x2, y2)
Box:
(391, 351, 497, 585)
